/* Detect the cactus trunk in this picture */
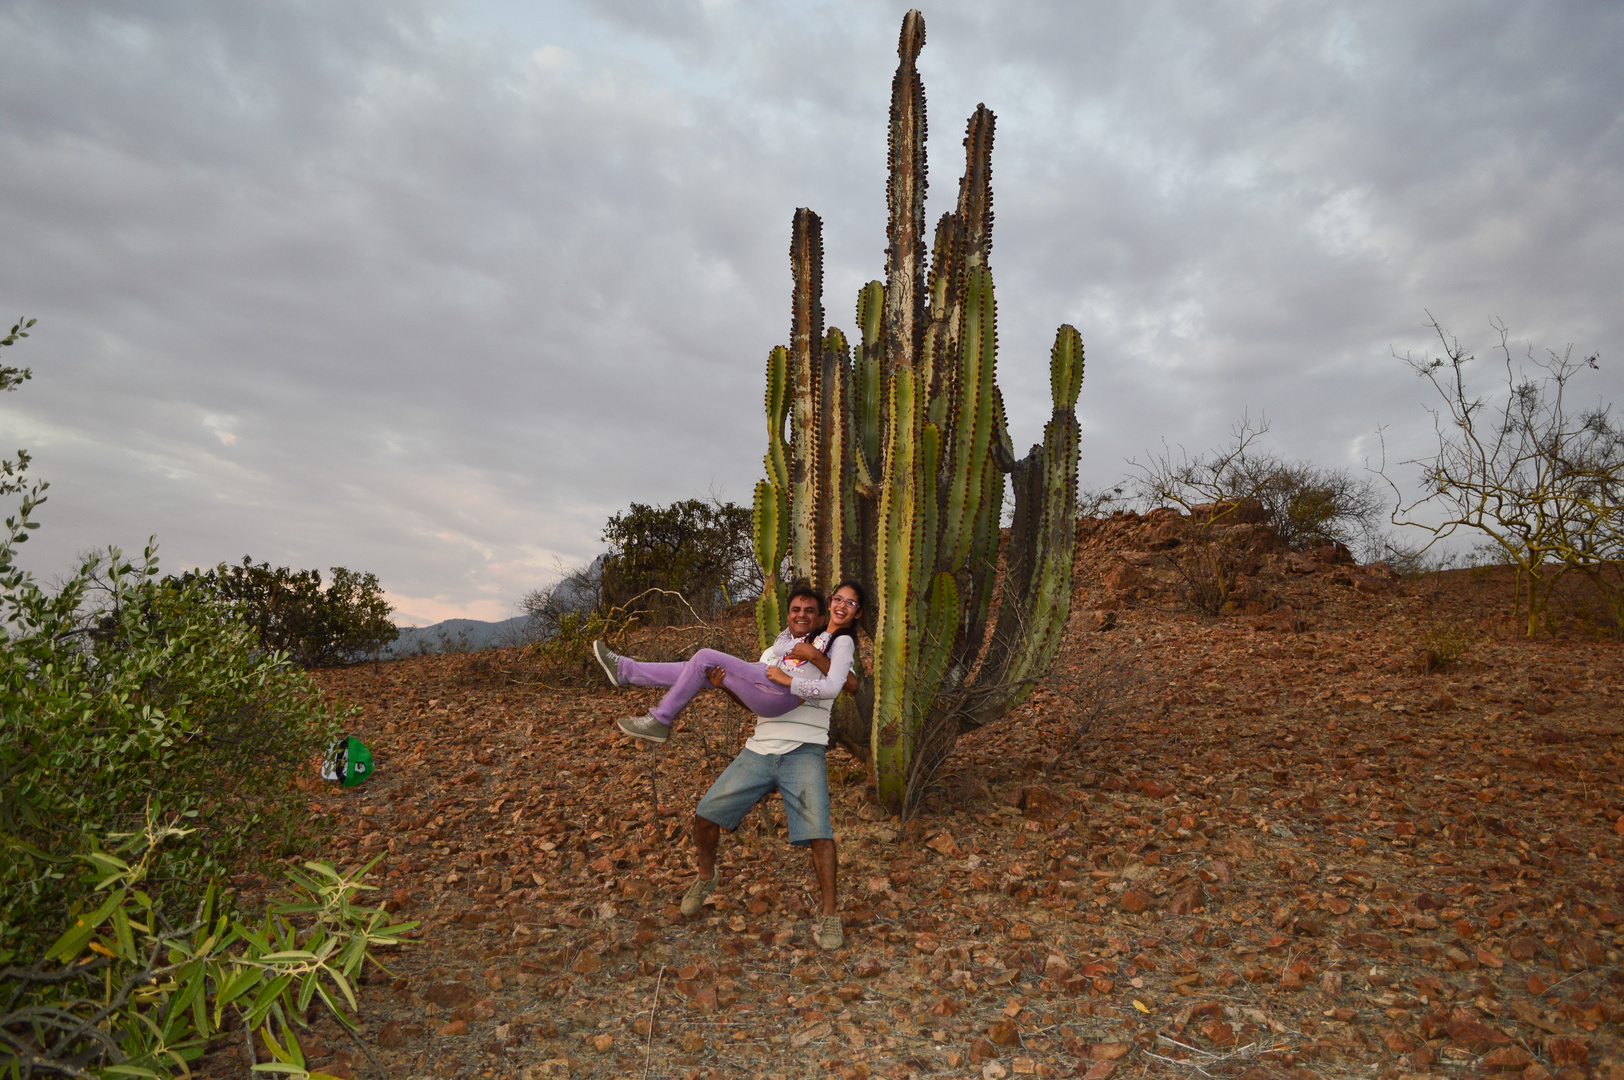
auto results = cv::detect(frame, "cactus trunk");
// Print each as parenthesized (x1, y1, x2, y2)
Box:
(753, 9, 1086, 810)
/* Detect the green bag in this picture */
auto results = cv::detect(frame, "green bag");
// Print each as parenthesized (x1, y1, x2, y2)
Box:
(322, 735, 375, 787)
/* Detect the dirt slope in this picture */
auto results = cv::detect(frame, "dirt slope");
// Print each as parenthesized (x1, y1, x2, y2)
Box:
(204, 531, 1623, 1080)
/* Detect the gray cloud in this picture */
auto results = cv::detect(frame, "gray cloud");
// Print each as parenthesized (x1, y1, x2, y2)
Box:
(1, 1, 1619, 621)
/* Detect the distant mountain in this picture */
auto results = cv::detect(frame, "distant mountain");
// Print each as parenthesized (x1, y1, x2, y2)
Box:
(381, 615, 531, 658)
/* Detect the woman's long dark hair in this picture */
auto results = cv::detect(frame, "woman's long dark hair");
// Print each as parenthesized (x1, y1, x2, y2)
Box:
(817, 580, 867, 654)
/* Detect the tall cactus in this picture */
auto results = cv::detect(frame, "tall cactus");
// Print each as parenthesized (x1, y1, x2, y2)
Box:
(753, 9, 1084, 809)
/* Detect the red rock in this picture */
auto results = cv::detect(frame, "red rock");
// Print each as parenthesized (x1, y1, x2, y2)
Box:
(435, 1020, 467, 1037)
(988, 1020, 1020, 1046)
(1546, 1037, 1590, 1067)
(424, 981, 474, 1007)
(376, 1021, 406, 1049)
(925, 832, 963, 857)
(1019, 787, 1068, 818)
(1446, 1018, 1510, 1051)
(1119, 888, 1153, 914)
(1088, 1042, 1131, 1060)
(1168, 882, 1204, 915)
(1482, 1046, 1534, 1070)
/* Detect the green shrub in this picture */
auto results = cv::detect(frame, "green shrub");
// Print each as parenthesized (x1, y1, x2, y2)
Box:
(600, 499, 756, 622)
(1418, 620, 1472, 671)
(1, 547, 342, 957)
(175, 558, 399, 666)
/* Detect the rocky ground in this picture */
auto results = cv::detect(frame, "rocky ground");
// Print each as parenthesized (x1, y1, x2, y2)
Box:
(202, 514, 1622, 1080)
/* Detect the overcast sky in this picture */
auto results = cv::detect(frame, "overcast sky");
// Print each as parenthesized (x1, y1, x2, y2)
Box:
(2, 1, 1620, 624)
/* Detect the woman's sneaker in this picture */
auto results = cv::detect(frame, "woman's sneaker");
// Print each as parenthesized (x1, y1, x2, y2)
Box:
(813, 914, 844, 951)
(593, 640, 623, 686)
(616, 713, 669, 744)
(680, 871, 719, 917)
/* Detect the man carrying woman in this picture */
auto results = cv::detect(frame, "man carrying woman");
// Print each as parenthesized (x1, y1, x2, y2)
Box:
(590, 579, 865, 950)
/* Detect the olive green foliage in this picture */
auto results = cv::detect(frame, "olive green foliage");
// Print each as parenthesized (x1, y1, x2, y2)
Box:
(1131, 415, 1384, 614)
(1224, 458, 1384, 556)
(601, 499, 757, 622)
(1, 825, 414, 1079)
(175, 558, 399, 666)
(1419, 620, 1472, 671)
(1, 324, 340, 960)
(752, 12, 1084, 810)
(1132, 414, 1383, 557)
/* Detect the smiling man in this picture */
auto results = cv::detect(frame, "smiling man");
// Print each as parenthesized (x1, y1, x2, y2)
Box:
(684, 581, 858, 951)
(594, 580, 858, 950)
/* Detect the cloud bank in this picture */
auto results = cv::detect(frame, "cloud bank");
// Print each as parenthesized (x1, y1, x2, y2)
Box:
(1, 1, 1619, 622)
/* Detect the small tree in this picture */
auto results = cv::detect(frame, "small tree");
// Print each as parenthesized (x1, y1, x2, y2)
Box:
(175, 558, 399, 666)
(600, 499, 757, 621)
(519, 558, 604, 642)
(1386, 316, 1623, 636)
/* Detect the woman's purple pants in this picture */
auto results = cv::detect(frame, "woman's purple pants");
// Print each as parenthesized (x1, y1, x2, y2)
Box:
(616, 648, 803, 727)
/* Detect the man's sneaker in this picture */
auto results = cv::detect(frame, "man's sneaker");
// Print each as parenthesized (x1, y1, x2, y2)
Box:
(616, 712, 669, 744)
(592, 640, 623, 687)
(680, 872, 719, 917)
(813, 914, 844, 951)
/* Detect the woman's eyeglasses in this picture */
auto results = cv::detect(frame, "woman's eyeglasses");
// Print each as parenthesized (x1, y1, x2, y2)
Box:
(830, 597, 859, 608)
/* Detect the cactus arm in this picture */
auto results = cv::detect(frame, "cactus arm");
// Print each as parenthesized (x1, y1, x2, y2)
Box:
(955, 105, 995, 276)
(838, 344, 863, 584)
(871, 360, 920, 806)
(790, 208, 826, 584)
(884, 10, 928, 375)
(753, 479, 789, 651)
(854, 280, 886, 491)
(1004, 401, 1080, 689)
(822, 328, 854, 585)
(765, 345, 791, 492)
(965, 326, 1083, 723)
(940, 265, 999, 572)
(755, 343, 795, 651)
(921, 212, 960, 418)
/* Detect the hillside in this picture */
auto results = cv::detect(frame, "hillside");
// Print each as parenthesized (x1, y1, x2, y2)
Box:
(203, 519, 1623, 1080)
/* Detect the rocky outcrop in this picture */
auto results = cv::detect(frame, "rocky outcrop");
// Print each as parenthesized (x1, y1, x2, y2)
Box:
(1073, 508, 1401, 618)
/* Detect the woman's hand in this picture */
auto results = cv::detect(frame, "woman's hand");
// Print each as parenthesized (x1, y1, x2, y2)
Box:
(787, 641, 831, 674)
(766, 666, 794, 687)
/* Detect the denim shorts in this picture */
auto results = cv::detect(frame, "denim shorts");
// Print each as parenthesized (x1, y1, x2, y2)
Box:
(694, 743, 832, 847)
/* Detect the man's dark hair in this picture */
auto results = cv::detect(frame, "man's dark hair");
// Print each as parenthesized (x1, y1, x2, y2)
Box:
(786, 580, 825, 617)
